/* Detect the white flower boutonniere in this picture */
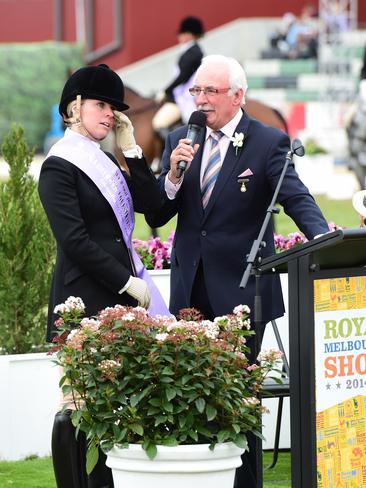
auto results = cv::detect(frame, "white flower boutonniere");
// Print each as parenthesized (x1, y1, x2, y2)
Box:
(230, 132, 245, 156)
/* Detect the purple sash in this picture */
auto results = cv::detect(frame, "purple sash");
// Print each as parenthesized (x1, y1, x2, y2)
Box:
(47, 129, 170, 316)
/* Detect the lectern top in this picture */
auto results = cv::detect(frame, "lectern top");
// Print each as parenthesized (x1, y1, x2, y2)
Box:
(260, 228, 366, 273)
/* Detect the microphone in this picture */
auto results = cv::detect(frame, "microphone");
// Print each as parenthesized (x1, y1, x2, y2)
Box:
(176, 111, 207, 178)
(292, 138, 305, 157)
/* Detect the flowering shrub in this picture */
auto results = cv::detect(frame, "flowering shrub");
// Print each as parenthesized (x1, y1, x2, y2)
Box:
(51, 297, 282, 471)
(132, 231, 174, 270)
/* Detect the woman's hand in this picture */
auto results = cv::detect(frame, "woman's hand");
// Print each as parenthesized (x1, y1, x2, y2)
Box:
(114, 111, 137, 151)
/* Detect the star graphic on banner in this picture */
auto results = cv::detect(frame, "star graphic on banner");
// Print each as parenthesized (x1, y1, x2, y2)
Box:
(326, 383, 331, 390)
(336, 382, 341, 389)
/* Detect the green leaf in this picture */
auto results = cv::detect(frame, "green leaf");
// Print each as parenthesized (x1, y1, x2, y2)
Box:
(130, 394, 139, 407)
(148, 398, 161, 407)
(162, 366, 173, 375)
(116, 428, 128, 443)
(188, 430, 198, 442)
(86, 443, 99, 475)
(61, 384, 73, 396)
(130, 423, 144, 436)
(162, 401, 173, 413)
(178, 415, 186, 429)
(166, 387, 177, 401)
(206, 404, 217, 421)
(196, 425, 212, 437)
(145, 443, 157, 460)
(161, 437, 179, 446)
(160, 376, 174, 383)
(195, 397, 205, 413)
(181, 375, 191, 385)
(217, 429, 231, 443)
(233, 434, 248, 450)
(233, 424, 241, 434)
(154, 415, 167, 426)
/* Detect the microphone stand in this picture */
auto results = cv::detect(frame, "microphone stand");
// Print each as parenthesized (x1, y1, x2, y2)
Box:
(239, 138, 305, 326)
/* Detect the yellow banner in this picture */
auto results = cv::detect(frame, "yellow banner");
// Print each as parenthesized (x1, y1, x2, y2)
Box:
(314, 276, 366, 487)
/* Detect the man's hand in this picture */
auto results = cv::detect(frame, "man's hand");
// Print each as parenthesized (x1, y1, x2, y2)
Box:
(168, 138, 199, 183)
(113, 111, 137, 151)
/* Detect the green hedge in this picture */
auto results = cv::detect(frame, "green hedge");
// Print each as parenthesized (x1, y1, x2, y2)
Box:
(0, 42, 83, 151)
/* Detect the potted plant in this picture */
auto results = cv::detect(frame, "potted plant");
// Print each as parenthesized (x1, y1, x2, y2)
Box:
(51, 297, 282, 487)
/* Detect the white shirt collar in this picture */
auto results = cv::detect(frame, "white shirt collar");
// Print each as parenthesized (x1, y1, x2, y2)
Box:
(205, 109, 243, 141)
(66, 127, 101, 149)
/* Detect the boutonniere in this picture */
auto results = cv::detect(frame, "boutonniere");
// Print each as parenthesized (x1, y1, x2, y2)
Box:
(230, 132, 245, 156)
(237, 168, 253, 193)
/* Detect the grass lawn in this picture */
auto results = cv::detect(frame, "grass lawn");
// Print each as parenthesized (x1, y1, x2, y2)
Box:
(133, 194, 358, 241)
(0, 451, 291, 487)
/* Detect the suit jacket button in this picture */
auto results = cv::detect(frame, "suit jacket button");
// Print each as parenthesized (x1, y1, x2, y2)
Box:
(193, 260, 197, 267)
(115, 236, 122, 243)
(201, 230, 207, 236)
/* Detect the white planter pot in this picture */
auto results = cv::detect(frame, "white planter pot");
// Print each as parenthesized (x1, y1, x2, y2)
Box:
(106, 442, 244, 488)
(0, 352, 59, 460)
(148, 269, 170, 306)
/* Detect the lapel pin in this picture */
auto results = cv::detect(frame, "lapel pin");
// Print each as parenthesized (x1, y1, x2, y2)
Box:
(237, 168, 253, 192)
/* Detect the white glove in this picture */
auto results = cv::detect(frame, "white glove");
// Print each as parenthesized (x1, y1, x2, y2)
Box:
(113, 111, 137, 151)
(126, 276, 151, 309)
(155, 90, 166, 104)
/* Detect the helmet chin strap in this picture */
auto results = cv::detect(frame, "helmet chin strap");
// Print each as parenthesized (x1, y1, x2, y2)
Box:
(64, 95, 106, 143)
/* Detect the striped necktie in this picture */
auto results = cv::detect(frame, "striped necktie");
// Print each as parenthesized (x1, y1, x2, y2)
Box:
(201, 130, 224, 209)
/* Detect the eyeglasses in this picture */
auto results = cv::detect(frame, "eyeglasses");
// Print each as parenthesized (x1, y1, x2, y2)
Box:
(188, 86, 231, 97)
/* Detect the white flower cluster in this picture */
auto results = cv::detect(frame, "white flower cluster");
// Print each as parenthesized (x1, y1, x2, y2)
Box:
(54, 296, 85, 315)
(233, 304, 250, 315)
(99, 359, 121, 372)
(257, 348, 283, 363)
(201, 320, 220, 339)
(242, 396, 260, 408)
(155, 332, 169, 342)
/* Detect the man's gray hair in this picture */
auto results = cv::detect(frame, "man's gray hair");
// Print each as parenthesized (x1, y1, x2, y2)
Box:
(194, 54, 248, 104)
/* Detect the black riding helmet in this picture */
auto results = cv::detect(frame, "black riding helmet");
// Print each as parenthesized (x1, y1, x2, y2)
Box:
(58, 63, 129, 117)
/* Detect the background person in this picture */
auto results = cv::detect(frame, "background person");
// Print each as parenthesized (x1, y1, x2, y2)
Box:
(352, 190, 366, 227)
(153, 16, 204, 140)
(146, 54, 329, 488)
(38, 64, 169, 488)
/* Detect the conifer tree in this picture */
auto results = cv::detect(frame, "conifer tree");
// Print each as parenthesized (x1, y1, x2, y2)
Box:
(0, 125, 55, 353)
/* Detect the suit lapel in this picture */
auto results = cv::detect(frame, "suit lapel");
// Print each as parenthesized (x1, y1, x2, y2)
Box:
(203, 111, 250, 219)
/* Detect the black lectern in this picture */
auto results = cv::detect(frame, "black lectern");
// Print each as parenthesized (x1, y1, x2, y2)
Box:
(260, 229, 366, 488)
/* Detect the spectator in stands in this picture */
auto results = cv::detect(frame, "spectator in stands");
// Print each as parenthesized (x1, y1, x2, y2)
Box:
(265, 5, 318, 59)
(153, 16, 204, 140)
(321, 0, 349, 35)
(268, 12, 297, 57)
(285, 4, 319, 59)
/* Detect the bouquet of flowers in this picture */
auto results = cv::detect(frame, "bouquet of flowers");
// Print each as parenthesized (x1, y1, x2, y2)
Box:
(51, 297, 282, 471)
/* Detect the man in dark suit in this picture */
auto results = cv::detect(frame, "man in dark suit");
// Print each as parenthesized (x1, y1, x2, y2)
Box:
(153, 16, 204, 135)
(146, 54, 329, 488)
